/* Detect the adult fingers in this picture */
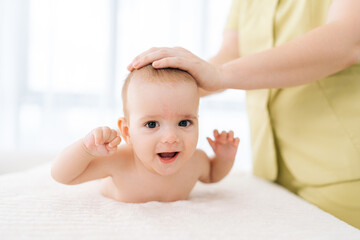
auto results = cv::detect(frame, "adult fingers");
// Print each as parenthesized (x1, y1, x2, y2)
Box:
(129, 47, 177, 71)
(127, 47, 161, 71)
(152, 56, 194, 73)
(129, 47, 191, 71)
(153, 56, 220, 91)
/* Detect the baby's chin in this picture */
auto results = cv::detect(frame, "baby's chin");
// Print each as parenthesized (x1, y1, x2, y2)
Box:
(154, 159, 183, 176)
(147, 154, 187, 176)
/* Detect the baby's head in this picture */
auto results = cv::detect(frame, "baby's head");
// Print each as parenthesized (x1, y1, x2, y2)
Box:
(119, 65, 200, 176)
(121, 65, 199, 118)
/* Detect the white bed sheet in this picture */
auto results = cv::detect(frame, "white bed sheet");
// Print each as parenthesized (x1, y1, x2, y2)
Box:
(0, 163, 359, 240)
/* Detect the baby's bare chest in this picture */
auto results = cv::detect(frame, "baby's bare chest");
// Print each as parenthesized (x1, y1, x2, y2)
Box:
(100, 171, 199, 203)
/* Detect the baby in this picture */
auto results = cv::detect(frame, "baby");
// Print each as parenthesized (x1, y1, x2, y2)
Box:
(51, 65, 239, 203)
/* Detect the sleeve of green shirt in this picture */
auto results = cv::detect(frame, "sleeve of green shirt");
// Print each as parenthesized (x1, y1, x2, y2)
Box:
(225, 0, 240, 30)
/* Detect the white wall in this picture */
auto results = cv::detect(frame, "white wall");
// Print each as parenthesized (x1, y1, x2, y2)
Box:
(0, 0, 252, 174)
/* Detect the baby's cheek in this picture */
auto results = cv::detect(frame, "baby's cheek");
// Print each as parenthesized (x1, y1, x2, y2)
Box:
(131, 136, 150, 154)
(186, 136, 198, 153)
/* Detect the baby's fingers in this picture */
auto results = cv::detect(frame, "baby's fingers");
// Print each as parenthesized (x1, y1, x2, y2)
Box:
(219, 131, 227, 144)
(108, 136, 121, 149)
(93, 127, 118, 146)
(101, 127, 112, 143)
(227, 131, 234, 141)
(227, 131, 240, 147)
(94, 128, 104, 146)
(206, 137, 216, 151)
(104, 127, 119, 143)
(233, 137, 240, 147)
(213, 129, 220, 139)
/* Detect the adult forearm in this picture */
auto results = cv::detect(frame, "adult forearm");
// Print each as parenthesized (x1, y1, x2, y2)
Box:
(221, 22, 360, 90)
(199, 30, 240, 97)
(209, 52, 234, 66)
(199, 52, 236, 97)
(51, 139, 95, 184)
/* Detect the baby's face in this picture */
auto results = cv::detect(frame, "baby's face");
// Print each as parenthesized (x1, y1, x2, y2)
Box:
(125, 76, 199, 176)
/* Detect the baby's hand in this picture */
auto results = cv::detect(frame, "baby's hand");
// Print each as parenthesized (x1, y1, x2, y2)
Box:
(83, 127, 121, 157)
(207, 130, 240, 161)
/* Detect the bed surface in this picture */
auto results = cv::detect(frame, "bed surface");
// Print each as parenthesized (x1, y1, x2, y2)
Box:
(0, 163, 359, 240)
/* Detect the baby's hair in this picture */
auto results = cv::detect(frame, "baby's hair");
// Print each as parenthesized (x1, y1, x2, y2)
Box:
(122, 65, 197, 117)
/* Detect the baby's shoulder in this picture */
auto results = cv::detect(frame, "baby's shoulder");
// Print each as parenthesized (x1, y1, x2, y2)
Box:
(188, 149, 210, 182)
(192, 149, 208, 160)
(115, 144, 133, 158)
(190, 149, 209, 167)
(106, 144, 134, 172)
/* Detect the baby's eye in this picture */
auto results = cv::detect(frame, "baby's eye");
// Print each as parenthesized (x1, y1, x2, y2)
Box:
(145, 121, 159, 129)
(178, 120, 191, 127)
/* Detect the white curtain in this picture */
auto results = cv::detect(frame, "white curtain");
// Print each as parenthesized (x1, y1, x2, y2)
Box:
(0, 0, 252, 171)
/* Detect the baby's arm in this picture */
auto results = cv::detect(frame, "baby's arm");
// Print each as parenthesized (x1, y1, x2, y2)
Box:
(51, 126, 121, 185)
(199, 130, 239, 183)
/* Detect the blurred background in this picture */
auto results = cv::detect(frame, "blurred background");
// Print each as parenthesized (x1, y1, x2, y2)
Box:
(0, 0, 252, 174)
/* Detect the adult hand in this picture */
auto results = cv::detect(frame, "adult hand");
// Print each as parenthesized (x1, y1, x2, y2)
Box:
(128, 47, 224, 92)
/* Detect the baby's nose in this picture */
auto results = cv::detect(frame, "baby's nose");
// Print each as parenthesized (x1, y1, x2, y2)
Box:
(161, 131, 179, 144)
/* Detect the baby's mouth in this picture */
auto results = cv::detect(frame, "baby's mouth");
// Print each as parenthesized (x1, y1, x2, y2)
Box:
(157, 152, 179, 164)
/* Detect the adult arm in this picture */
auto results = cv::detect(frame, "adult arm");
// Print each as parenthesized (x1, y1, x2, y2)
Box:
(220, 0, 360, 90)
(129, 0, 360, 91)
(200, 30, 239, 96)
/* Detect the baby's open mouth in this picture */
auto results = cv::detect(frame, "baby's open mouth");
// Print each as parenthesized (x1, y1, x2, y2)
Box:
(157, 152, 179, 164)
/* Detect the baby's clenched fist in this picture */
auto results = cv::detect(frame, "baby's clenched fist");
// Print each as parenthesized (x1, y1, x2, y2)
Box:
(83, 126, 121, 157)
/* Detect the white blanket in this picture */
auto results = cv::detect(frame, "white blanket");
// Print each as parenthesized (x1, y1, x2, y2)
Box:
(0, 163, 359, 240)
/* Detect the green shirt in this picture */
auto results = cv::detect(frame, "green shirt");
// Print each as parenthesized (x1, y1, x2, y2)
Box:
(226, 0, 360, 185)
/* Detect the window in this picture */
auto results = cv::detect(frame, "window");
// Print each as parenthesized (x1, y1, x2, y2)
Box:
(0, 0, 252, 171)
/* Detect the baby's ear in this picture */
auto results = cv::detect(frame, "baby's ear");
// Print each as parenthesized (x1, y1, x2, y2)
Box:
(118, 118, 130, 144)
